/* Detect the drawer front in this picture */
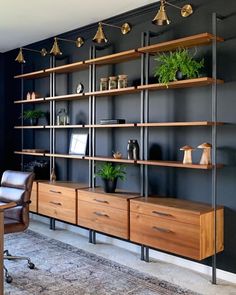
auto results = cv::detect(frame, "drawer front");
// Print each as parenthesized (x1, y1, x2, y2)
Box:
(38, 183, 75, 197)
(78, 200, 129, 239)
(30, 188, 37, 213)
(38, 185, 76, 223)
(130, 212, 200, 260)
(130, 201, 199, 226)
(78, 190, 128, 210)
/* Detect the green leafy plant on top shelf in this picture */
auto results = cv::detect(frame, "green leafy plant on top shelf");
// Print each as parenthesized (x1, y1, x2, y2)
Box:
(20, 110, 46, 126)
(154, 48, 204, 86)
(95, 162, 126, 193)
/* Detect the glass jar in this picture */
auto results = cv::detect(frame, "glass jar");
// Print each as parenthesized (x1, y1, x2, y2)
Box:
(118, 75, 128, 89)
(100, 78, 108, 91)
(108, 76, 117, 90)
(57, 108, 69, 125)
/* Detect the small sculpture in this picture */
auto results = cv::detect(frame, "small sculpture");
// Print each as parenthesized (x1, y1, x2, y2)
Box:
(198, 143, 212, 164)
(180, 145, 195, 164)
(50, 168, 56, 182)
(26, 92, 31, 100)
(113, 151, 122, 159)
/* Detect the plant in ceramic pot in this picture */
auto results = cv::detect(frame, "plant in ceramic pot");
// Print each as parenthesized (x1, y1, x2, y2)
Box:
(154, 48, 204, 86)
(95, 162, 126, 193)
(21, 110, 46, 126)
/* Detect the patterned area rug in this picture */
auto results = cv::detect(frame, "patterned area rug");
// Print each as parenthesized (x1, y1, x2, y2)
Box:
(4, 230, 199, 295)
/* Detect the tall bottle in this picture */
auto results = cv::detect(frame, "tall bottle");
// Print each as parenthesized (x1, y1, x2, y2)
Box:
(132, 140, 140, 160)
(127, 140, 134, 160)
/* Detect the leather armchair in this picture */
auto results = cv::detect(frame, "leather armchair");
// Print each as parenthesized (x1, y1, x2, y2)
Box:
(0, 170, 35, 283)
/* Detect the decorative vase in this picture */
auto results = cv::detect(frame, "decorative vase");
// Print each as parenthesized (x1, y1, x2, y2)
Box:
(176, 70, 184, 81)
(30, 118, 38, 126)
(102, 178, 117, 193)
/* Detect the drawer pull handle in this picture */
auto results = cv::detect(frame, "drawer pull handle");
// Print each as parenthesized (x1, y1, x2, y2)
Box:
(49, 201, 62, 206)
(49, 190, 62, 194)
(94, 211, 109, 218)
(152, 211, 172, 217)
(93, 199, 109, 204)
(152, 226, 173, 234)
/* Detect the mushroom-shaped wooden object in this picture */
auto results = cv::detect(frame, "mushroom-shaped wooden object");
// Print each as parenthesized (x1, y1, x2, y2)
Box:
(180, 145, 195, 164)
(198, 142, 212, 165)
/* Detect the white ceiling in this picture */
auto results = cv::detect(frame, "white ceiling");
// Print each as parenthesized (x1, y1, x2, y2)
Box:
(0, 0, 158, 53)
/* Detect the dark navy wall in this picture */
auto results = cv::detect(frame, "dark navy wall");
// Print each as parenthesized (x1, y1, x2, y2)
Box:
(0, 53, 5, 173)
(3, 0, 236, 274)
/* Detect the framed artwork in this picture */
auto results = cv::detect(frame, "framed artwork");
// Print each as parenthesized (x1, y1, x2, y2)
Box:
(69, 133, 88, 155)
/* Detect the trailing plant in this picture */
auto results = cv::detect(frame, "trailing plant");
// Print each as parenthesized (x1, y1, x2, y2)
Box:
(154, 48, 204, 85)
(95, 162, 126, 181)
(21, 110, 46, 120)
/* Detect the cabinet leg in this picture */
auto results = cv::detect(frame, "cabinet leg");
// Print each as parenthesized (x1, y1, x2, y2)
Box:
(92, 231, 96, 244)
(89, 229, 93, 243)
(50, 218, 55, 230)
(141, 245, 145, 261)
(145, 247, 150, 262)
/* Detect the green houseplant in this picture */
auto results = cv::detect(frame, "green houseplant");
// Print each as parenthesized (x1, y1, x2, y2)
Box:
(95, 162, 126, 193)
(154, 48, 204, 86)
(21, 110, 46, 126)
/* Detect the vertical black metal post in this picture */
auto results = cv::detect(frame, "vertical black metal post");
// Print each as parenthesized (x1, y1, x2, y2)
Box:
(20, 64, 24, 171)
(92, 45, 96, 188)
(88, 46, 93, 187)
(211, 12, 217, 285)
(140, 32, 146, 197)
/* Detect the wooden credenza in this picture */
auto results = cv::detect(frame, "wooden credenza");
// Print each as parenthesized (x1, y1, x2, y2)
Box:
(77, 188, 138, 239)
(130, 198, 224, 260)
(30, 182, 38, 213)
(37, 182, 87, 224)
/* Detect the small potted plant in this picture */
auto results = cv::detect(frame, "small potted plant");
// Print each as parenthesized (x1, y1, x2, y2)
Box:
(95, 162, 126, 193)
(154, 48, 204, 86)
(21, 110, 46, 126)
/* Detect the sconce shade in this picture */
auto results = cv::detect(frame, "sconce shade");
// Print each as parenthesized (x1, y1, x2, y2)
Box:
(181, 4, 193, 17)
(15, 48, 25, 64)
(93, 23, 108, 43)
(152, 1, 171, 26)
(76, 37, 84, 48)
(50, 38, 62, 56)
(121, 23, 132, 35)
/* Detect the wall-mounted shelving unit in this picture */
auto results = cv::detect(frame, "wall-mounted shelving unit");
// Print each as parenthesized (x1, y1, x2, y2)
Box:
(14, 27, 225, 284)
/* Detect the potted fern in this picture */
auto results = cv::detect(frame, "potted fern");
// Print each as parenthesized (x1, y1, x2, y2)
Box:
(21, 110, 46, 126)
(154, 48, 204, 86)
(95, 162, 126, 193)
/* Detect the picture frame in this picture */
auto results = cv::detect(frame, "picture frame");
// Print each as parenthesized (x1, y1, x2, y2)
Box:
(69, 133, 88, 156)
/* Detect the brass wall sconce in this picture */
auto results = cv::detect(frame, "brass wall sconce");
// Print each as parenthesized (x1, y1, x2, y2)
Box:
(15, 47, 48, 63)
(152, 0, 193, 26)
(50, 36, 84, 56)
(93, 22, 132, 44)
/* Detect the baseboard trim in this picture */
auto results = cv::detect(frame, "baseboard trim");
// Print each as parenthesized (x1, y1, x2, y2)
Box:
(30, 214, 236, 284)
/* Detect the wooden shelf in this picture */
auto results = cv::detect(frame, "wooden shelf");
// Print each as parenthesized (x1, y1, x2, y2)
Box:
(45, 61, 88, 74)
(85, 49, 141, 66)
(14, 126, 45, 129)
(138, 77, 224, 91)
(45, 153, 85, 159)
(45, 93, 84, 101)
(137, 160, 222, 170)
(14, 98, 45, 104)
(137, 121, 224, 127)
(138, 33, 224, 54)
(85, 87, 139, 97)
(85, 156, 135, 164)
(45, 125, 83, 129)
(14, 70, 48, 80)
(85, 123, 136, 128)
(14, 151, 45, 156)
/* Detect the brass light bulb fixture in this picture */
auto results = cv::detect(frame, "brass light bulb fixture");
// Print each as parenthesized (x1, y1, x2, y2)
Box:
(152, 0, 193, 26)
(15, 47, 48, 63)
(93, 21, 132, 44)
(50, 36, 84, 56)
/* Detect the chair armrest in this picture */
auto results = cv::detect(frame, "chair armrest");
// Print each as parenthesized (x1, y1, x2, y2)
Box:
(0, 202, 17, 212)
